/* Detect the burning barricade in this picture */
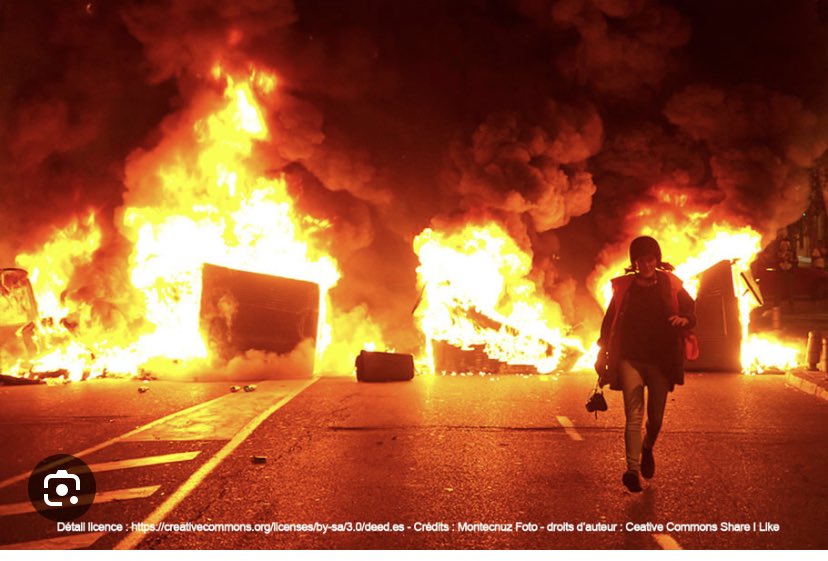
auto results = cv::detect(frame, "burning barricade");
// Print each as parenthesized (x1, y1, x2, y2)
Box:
(0, 66, 808, 384)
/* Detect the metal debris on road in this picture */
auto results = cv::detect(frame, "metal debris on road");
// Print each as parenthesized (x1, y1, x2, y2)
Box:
(252, 455, 267, 464)
(0, 374, 44, 386)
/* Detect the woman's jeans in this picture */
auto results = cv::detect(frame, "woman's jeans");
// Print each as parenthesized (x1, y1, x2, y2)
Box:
(619, 360, 671, 472)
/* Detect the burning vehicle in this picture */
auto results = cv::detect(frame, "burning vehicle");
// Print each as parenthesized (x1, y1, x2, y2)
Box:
(0, 268, 38, 376)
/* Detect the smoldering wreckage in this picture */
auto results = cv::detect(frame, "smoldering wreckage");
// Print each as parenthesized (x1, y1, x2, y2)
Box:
(2, 0, 828, 387)
(1, 242, 812, 387)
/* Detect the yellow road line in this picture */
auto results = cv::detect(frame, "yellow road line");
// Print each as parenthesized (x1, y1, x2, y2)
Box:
(114, 377, 317, 550)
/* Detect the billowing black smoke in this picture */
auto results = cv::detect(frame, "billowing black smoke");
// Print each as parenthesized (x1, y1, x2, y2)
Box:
(2, 0, 827, 357)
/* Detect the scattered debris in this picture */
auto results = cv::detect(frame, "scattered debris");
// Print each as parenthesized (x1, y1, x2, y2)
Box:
(0, 374, 44, 386)
(243, 384, 257, 392)
(138, 386, 150, 393)
(252, 455, 267, 464)
(34, 369, 69, 380)
(137, 369, 158, 381)
(230, 386, 241, 393)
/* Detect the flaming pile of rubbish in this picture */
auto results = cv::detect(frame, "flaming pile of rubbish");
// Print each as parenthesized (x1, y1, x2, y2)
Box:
(1, 66, 384, 381)
(413, 190, 803, 376)
(0, 62, 806, 382)
(413, 223, 587, 375)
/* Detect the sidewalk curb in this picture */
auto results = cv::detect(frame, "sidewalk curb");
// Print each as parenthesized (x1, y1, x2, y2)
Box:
(785, 371, 828, 402)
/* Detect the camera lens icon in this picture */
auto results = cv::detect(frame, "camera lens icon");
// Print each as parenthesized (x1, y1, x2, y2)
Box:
(28, 455, 96, 522)
(44, 469, 81, 507)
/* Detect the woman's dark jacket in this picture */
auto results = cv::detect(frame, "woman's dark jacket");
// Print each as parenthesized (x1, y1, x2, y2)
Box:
(596, 270, 697, 391)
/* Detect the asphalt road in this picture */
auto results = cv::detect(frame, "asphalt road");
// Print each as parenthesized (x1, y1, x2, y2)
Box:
(0, 372, 826, 550)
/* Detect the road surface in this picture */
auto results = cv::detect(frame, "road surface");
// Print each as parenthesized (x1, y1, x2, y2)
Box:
(0, 372, 825, 549)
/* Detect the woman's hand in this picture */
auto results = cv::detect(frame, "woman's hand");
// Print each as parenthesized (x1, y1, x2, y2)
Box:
(668, 315, 689, 327)
(594, 350, 607, 378)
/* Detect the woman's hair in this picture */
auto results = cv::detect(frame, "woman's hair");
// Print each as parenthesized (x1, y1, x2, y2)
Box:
(624, 261, 675, 274)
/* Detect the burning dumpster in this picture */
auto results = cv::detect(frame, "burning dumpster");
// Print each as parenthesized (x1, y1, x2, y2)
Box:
(200, 264, 320, 370)
(686, 260, 743, 371)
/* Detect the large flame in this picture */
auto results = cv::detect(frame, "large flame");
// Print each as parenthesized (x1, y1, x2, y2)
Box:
(5, 214, 102, 378)
(16, 212, 101, 321)
(590, 187, 802, 374)
(412, 188, 804, 377)
(413, 222, 585, 374)
(3, 76, 805, 381)
(3, 64, 382, 380)
(120, 66, 340, 370)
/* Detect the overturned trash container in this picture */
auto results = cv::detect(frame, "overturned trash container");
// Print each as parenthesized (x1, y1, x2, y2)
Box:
(200, 264, 319, 375)
(686, 260, 743, 372)
(355, 350, 414, 382)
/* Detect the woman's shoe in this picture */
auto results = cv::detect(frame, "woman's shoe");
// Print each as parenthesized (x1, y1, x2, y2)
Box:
(622, 470, 642, 492)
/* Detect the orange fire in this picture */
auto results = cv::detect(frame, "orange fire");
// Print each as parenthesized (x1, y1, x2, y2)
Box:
(2, 64, 383, 380)
(120, 65, 341, 373)
(2, 74, 805, 381)
(4, 213, 102, 379)
(413, 188, 803, 377)
(414, 222, 586, 374)
(589, 187, 802, 374)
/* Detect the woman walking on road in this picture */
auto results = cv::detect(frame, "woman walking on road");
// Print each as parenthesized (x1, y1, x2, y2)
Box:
(594, 236, 697, 493)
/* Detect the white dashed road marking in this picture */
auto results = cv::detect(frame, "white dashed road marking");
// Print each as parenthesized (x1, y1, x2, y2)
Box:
(114, 377, 317, 550)
(0, 392, 234, 491)
(0, 532, 107, 550)
(652, 533, 683, 550)
(555, 415, 584, 441)
(0, 485, 160, 517)
(87, 451, 201, 473)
